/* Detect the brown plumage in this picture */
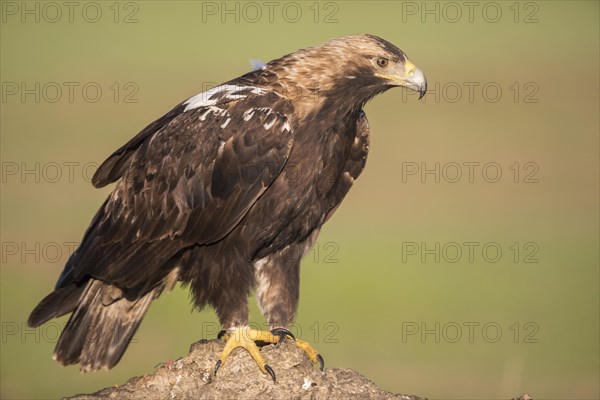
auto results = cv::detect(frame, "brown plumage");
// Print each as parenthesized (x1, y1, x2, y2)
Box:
(28, 34, 426, 371)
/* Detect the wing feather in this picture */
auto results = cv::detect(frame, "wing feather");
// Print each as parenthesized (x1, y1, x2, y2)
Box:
(61, 90, 294, 290)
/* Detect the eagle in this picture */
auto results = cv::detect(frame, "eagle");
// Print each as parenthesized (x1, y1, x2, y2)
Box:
(28, 34, 427, 381)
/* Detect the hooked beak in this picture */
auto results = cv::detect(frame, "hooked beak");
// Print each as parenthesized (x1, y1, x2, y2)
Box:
(377, 59, 427, 100)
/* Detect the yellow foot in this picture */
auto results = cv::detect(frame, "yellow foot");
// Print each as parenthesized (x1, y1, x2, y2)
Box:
(295, 338, 325, 371)
(214, 327, 324, 383)
(215, 327, 278, 381)
(272, 328, 324, 371)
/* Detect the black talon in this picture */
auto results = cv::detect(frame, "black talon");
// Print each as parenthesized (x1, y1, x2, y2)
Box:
(271, 328, 294, 348)
(316, 354, 325, 371)
(217, 330, 227, 340)
(214, 359, 222, 375)
(271, 328, 295, 343)
(265, 364, 276, 383)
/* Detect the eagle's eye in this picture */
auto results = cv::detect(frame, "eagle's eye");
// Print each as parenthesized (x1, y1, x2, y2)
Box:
(376, 57, 389, 68)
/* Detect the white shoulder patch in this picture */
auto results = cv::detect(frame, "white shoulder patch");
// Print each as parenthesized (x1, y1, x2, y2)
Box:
(263, 115, 278, 130)
(281, 120, 292, 133)
(197, 105, 229, 121)
(183, 85, 266, 112)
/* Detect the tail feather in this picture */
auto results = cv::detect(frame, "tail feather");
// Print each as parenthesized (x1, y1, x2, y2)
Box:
(52, 279, 161, 371)
(28, 285, 84, 328)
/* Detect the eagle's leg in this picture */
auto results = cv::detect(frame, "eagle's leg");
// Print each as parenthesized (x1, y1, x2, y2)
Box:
(254, 243, 325, 371)
(207, 264, 283, 380)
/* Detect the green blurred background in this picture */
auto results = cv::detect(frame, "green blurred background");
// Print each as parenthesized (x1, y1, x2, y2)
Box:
(1, 1, 598, 399)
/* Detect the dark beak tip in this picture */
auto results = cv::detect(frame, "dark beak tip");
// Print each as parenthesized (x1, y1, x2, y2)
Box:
(418, 81, 427, 100)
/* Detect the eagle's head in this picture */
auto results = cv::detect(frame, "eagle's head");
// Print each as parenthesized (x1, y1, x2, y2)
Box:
(262, 34, 427, 110)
